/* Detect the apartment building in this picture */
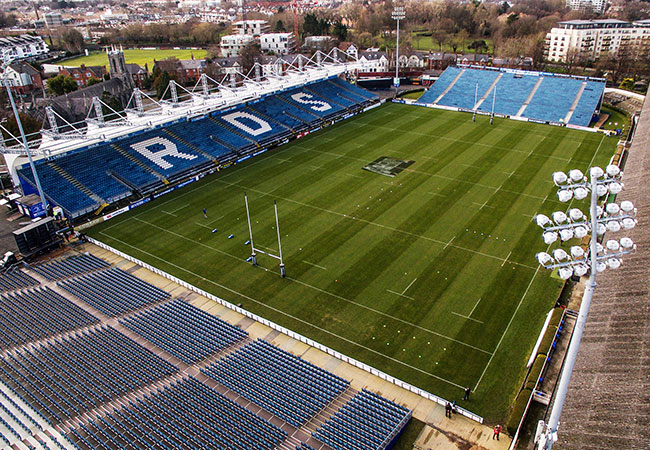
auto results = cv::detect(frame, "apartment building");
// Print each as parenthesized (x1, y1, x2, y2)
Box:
(0, 35, 49, 64)
(260, 33, 295, 55)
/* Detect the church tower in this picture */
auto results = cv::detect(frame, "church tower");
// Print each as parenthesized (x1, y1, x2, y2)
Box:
(107, 46, 133, 89)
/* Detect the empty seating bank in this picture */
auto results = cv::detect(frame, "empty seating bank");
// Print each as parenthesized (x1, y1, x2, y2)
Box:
(418, 67, 605, 128)
(18, 77, 378, 219)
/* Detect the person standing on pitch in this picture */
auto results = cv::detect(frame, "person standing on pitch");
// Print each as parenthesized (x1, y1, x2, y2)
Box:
(464, 387, 471, 401)
(203, 208, 208, 218)
(445, 402, 452, 418)
(493, 424, 502, 440)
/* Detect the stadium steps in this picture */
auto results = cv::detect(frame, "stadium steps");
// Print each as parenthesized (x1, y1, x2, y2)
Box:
(208, 117, 260, 148)
(277, 96, 323, 123)
(47, 161, 104, 204)
(516, 76, 543, 117)
(162, 129, 220, 166)
(292, 385, 358, 437)
(110, 143, 169, 185)
(327, 79, 373, 103)
(244, 106, 294, 133)
(208, 134, 237, 152)
(434, 69, 465, 104)
(473, 72, 503, 110)
(304, 86, 350, 111)
(564, 81, 587, 124)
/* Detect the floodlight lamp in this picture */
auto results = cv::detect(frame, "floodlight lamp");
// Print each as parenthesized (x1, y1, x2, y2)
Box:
(595, 242, 604, 254)
(608, 182, 623, 194)
(536, 252, 553, 266)
(606, 239, 620, 252)
(570, 246, 585, 259)
(607, 258, 621, 269)
(606, 164, 620, 177)
(543, 231, 558, 245)
(622, 218, 636, 229)
(596, 223, 607, 235)
(552, 248, 569, 261)
(605, 203, 620, 215)
(620, 201, 634, 213)
(606, 220, 621, 232)
(573, 187, 589, 200)
(552, 211, 568, 224)
(595, 205, 604, 217)
(596, 185, 608, 197)
(552, 171, 568, 185)
(559, 228, 574, 241)
(569, 169, 584, 182)
(557, 189, 573, 202)
(574, 226, 589, 239)
(574, 264, 589, 277)
(558, 267, 574, 280)
(535, 214, 552, 228)
(596, 261, 607, 273)
(589, 166, 604, 179)
(568, 208, 584, 222)
(620, 237, 634, 249)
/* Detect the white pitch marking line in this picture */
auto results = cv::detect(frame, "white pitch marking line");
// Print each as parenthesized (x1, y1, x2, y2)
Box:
(345, 173, 364, 179)
(386, 289, 414, 300)
(169, 204, 188, 214)
(303, 260, 326, 270)
(468, 297, 482, 317)
(427, 192, 447, 197)
(444, 237, 455, 250)
(309, 165, 325, 170)
(501, 251, 512, 267)
(195, 222, 214, 230)
(402, 278, 417, 295)
(97, 231, 465, 389)
(473, 201, 494, 210)
(451, 312, 484, 324)
(161, 211, 177, 217)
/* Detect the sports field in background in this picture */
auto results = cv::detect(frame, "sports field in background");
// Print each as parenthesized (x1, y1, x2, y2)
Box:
(60, 49, 208, 71)
(88, 103, 616, 421)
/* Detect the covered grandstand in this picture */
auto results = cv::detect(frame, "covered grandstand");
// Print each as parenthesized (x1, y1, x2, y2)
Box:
(418, 66, 605, 127)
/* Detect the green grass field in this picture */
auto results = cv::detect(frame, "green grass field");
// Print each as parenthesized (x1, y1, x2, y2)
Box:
(60, 49, 208, 72)
(88, 103, 616, 422)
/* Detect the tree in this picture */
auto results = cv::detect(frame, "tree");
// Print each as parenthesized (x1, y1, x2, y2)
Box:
(58, 28, 84, 54)
(101, 91, 124, 121)
(274, 19, 286, 32)
(2, 113, 41, 144)
(0, 12, 17, 28)
(332, 21, 348, 41)
(154, 71, 171, 100)
(239, 41, 262, 75)
(468, 39, 488, 54)
(430, 28, 447, 52)
(47, 74, 77, 96)
(302, 13, 319, 36)
(86, 77, 101, 87)
(619, 78, 634, 90)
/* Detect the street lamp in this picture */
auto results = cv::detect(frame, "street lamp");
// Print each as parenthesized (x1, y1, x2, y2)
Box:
(534, 165, 636, 449)
(391, 6, 405, 94)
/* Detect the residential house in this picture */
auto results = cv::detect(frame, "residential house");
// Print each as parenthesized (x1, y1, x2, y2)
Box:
(0, 35, 49, 64)
(358, 51, 389, 73)
(339, 42, 358, 60)
(125, 63, 147, 88)
(58, 64, 106, 87)
(3, 62, 43, 94)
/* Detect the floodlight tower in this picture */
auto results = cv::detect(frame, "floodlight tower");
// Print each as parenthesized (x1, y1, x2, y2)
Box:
(533, 165, 637, 449)
(1, 62, 48, 214)
(391, 6, 405, 94)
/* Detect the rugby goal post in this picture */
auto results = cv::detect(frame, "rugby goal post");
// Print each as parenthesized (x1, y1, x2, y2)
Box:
(244, 193, 286, 278)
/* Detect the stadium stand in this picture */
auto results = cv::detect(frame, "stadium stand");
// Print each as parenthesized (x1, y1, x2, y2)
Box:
(32, 253, 109, 281)
(17, 78, 377, 219)
(0, 268, 38, 292)
(0, 379, 50, 447)
(420, 67, 604, 127)
(120, 298, 248, 364)
(314, 389, 412, 450)
(202, 338, 350, 428)
(0, 287, 98, 348)
(0, 325, 177, 423)
(66, 376, 287, 450)
(58, 267, 171, 316)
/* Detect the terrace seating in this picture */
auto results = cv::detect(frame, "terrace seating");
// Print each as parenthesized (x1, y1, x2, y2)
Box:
(524, 77, 583, 123)
(213, 107, 291, 146)
(120, 298, 248, 364)
(477, 72, 539, 116)
(0, 268, 38, 292)
(329, 77, 378, 104)
(0, 325, 177, 423)
(279, 85, 346, 121)
(314, 389, 411, 450)
(164, 120, 235, 160)
(438, 69, 501, 110)
(306, 82, 360, 109)
(0, 287, 98, 349)
(202, 338, 349, 428)
(418, 67, 464, 104)
(58, 267, 170, 316)
(568, 80, 605, 126)
(0, 380, 47, 447)
(32, 253, 109, 281)
(18, 164, 98, 216)
(296, 443, 317, 450)
(66, 377, 286, 450)
(249, 95, 320, 130)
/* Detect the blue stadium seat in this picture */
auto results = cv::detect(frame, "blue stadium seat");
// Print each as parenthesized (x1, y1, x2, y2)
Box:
(524, 77, 583, 123)
(418, 67, 464, 104)
(477, 72, 538, 116)
(568, 81, 605, 126)
(438, 69, 501, 110)
(32, 253, 109, 281)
